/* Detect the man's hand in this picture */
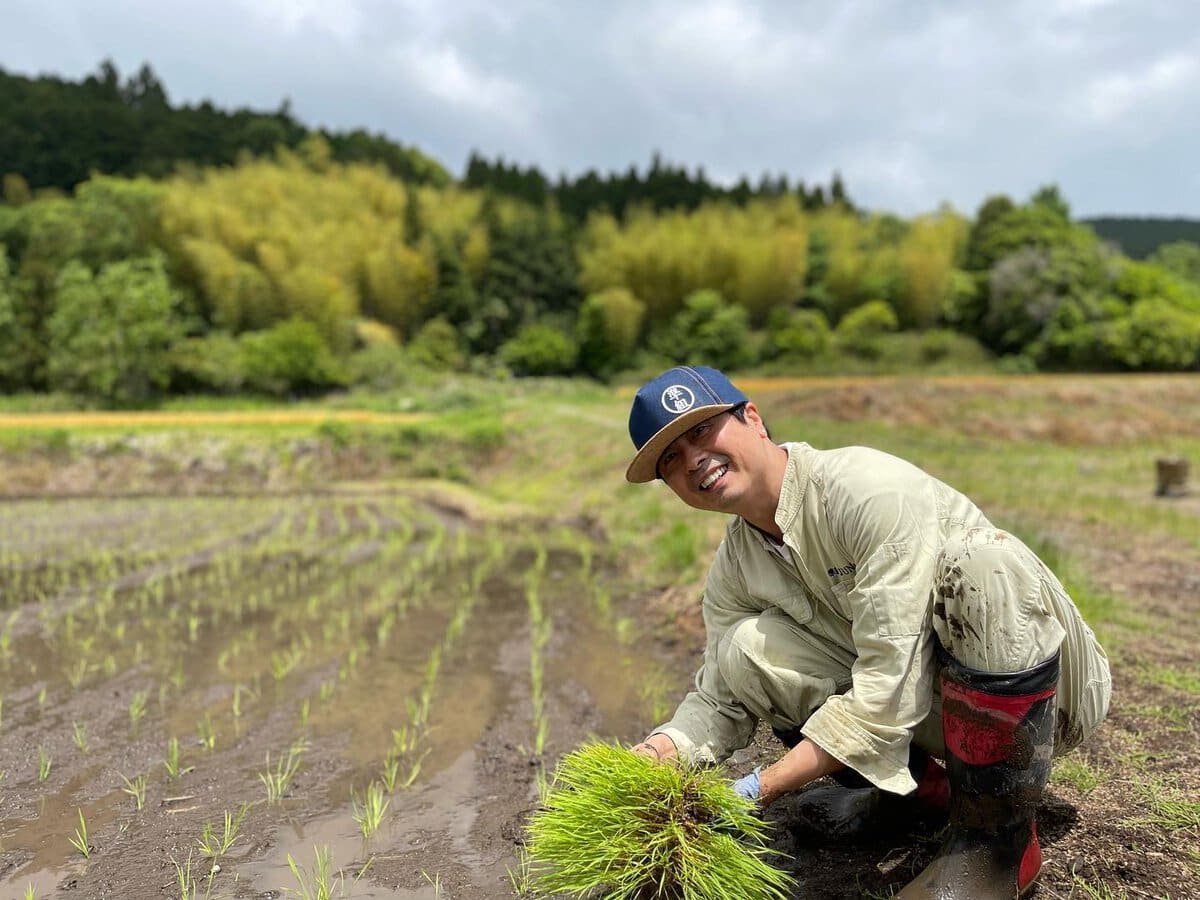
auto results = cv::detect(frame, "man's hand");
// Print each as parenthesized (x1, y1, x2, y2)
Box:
(732, 766, 762, 802)
(631, 733, 678, 763)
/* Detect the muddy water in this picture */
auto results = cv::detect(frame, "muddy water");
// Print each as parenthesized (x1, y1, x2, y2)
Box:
(0, 494, 666, 898)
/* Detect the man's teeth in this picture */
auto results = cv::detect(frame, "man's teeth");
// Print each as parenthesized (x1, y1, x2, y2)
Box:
(700, 465, 727, 490)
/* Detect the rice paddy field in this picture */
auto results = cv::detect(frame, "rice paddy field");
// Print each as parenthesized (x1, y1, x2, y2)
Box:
(0, 373, 1197, 899)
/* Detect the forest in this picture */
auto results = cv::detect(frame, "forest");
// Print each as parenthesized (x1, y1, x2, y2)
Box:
(3, 61, 1200, 406)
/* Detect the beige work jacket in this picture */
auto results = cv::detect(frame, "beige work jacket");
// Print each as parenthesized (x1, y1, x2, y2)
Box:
(653, 441, 997, 795)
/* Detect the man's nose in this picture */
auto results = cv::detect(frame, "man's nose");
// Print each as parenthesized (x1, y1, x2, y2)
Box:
(683, 440, 707, 472)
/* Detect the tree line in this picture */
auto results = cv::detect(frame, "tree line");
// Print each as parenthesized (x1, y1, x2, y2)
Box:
(2, 64, 1200, 406)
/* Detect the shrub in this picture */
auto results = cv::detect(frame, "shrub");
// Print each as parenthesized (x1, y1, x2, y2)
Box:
(170, 333, 246, 393)
(524, 743, 791, 900)
(835, 299, 899, 358)
(655, 289, 754, 370)
(407, 316, 466, 371)
(1107, 298, 1200, 370)
(764, 307, 831, 359)
(499, 322, 579, 376)
(239, 316, 346, 396)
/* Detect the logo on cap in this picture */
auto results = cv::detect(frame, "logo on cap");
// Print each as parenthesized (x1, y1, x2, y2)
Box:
(661, 385, 695, 414)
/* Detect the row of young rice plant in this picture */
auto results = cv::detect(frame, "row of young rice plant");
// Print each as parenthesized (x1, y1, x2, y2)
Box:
(1, 487, 650, 898)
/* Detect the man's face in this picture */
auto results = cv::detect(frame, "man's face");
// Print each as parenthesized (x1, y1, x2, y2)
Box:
(657, 403, 773, 514)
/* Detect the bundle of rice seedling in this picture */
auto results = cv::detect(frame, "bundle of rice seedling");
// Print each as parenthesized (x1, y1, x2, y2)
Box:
(524, 742, 793, 899)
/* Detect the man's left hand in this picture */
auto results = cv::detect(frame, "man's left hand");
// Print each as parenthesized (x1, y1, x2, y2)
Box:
(732, 766, 762, 802)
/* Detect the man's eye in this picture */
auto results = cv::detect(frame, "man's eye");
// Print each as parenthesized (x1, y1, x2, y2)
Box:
(661, 450, 677, 466)
(693, 423, 710, 438)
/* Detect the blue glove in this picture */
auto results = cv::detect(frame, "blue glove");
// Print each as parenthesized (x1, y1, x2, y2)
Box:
(732, 766, 762, 801)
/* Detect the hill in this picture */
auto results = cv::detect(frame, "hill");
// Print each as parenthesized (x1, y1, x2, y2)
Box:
(1083, 216, 1200, 259)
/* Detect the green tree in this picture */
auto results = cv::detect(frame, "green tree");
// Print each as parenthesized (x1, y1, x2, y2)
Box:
(46, 255, 184, 405)
(1147, 242, 1200, 286)
(576, 287, 646, 377)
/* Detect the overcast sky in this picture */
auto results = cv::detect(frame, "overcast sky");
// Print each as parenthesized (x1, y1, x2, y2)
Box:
(3, 0, 1197, 217)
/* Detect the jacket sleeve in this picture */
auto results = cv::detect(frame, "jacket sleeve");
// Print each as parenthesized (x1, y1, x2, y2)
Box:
(800, 459, 940, 794)
(650, 537, 760, 765)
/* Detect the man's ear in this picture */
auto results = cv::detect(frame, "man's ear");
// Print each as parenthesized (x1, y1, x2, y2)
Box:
(743, 402, 769, 438)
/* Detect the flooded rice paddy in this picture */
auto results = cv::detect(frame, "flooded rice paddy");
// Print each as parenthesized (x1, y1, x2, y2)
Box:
(0, 492, 663, 898)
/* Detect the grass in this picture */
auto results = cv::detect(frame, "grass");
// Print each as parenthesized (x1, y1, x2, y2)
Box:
(37, 746, 51, 782)
(1132, 778, 1200, 832)
(1052, 756, 1107, 794)
(1071, 875, 1130, 900)
(525, 742, 792, 900)
(1140, 664, 1200, 695)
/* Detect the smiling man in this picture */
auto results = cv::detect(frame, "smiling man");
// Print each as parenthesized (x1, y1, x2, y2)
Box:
(626, 366, 1111, 900)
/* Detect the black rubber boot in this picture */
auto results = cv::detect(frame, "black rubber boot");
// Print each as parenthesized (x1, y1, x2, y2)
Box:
(897, 648, 1060, 899)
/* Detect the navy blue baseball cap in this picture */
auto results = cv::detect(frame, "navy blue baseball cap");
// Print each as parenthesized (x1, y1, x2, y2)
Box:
(626, 366, 748, 483)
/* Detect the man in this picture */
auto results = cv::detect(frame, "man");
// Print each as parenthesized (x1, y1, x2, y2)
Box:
(626, 366, 1111, 899)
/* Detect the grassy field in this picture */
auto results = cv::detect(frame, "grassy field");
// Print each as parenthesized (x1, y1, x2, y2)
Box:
(0, 373, 1197, 899)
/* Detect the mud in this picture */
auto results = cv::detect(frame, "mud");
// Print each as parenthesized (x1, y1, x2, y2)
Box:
(0, 492, 674, 899)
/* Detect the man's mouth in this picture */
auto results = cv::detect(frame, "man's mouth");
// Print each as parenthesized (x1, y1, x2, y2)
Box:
(699, 464, 728, 491)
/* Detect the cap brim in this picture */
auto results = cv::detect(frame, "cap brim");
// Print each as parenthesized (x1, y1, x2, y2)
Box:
(624, 403, 736, 483)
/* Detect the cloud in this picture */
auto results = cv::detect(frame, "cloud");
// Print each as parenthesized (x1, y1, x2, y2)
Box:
(392, 41, 537, 128)
(1, 0, 1197, 215)
(1083, 53, 1199, 126)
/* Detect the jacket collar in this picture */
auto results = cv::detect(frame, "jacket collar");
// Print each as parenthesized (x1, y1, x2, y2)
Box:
(774, 442, 813, 536)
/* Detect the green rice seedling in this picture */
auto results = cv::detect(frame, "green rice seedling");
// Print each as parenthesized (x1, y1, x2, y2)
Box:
(421, 871, 443, 898)
(129, 690, 149, 729)
(400, 748, 431, 790)
(351, 781, 390, 839)
(198, 804, 247, 859)
(197, 714, 216, 751)
(65, 657, 89, 690)
(298, 698, 311, 728)
(68, 808, 90, 859)
(286, 844, 340, 900)
(0, 610, 17, 656)
(173, 849, 198, 900)
(525, 742, 792, 900)
(72, 721, 89, 754)
(37, 746, 51, 782)
(380, 750, 400, 793)
(260, 738, 308, 804)
(163, 736, 194, 780)
(120, 772, 148, 810)
(23, 882, 34, 900)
